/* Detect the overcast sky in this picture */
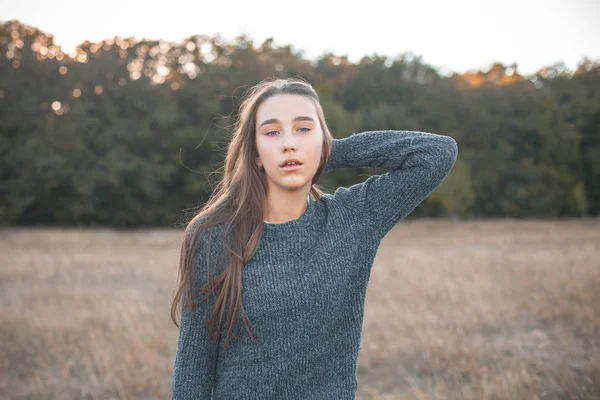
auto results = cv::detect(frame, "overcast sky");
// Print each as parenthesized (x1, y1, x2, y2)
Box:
(2, 0, 598, 76)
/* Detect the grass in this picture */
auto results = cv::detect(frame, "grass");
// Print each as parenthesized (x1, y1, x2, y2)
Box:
(0, 219, 598, 399)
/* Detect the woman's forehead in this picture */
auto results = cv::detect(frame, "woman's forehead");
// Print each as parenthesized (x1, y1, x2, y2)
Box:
(256, 95, 317, 123)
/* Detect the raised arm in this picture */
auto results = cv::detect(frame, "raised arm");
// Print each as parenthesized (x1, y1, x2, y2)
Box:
(171, 239, 221, 399)
(325, 130, 458, 239)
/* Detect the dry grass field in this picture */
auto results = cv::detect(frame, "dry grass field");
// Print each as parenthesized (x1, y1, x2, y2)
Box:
(1, 219, 599, 400)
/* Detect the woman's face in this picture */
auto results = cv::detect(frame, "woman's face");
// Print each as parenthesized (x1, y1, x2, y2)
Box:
(255, 94, 324, 192)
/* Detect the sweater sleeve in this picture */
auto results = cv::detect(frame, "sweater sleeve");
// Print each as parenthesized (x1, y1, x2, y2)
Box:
(325, 130, 458, 239)
(171, 238, 222, 399)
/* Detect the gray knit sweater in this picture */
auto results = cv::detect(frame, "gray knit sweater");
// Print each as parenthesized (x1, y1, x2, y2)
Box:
(171, 130, 458, 399)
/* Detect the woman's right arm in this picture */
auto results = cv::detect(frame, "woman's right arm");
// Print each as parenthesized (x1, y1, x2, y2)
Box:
(171, 251, 220, 399)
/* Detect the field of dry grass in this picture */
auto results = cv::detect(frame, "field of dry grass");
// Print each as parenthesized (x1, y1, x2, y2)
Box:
(1, 219, 599, 399)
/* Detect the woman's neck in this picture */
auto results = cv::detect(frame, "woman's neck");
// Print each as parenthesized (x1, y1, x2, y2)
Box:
(264, 193, 310, 224)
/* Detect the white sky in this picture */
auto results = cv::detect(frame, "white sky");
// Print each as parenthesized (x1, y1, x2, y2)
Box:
(2, 0, 598, 76)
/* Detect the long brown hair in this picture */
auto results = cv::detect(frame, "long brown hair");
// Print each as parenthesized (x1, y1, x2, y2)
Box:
(171, 77, 335, 348)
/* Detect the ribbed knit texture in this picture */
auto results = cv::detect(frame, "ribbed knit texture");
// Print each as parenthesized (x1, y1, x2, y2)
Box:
(171, 130, 459, 399)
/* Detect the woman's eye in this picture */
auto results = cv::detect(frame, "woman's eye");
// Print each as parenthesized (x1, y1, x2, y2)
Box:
(265, 127, 311, 136)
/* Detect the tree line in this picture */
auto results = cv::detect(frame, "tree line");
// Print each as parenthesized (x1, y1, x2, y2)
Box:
(1, 19, 599, 227)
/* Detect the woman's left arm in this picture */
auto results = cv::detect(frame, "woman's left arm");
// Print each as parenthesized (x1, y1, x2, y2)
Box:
(325, 130, 458, 239)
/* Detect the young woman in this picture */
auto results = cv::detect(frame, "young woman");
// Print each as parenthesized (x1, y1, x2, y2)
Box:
(171, 77, 458, 399)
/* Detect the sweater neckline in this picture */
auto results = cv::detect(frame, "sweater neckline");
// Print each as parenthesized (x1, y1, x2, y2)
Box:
(262, 195, 315, 238)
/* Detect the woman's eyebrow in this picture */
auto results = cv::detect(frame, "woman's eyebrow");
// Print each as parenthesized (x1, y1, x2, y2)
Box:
(258, 116, 315, 128)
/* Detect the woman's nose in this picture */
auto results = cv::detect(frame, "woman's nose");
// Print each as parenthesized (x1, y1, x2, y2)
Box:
(281, 131, 297, 150)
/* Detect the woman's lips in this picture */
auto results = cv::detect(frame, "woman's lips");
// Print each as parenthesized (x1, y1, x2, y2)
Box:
(280, 163, 302, 170)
